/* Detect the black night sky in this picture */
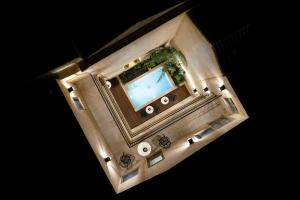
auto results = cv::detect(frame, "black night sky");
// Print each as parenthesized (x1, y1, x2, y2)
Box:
(4, 0, 296, 198)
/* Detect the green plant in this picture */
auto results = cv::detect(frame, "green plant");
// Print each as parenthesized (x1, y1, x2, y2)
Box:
(162, 61, 185, 85)
(134, 63, 142, 69)
(167, 65, 177, 76)
(119, 73, 128, 84)
(173, 73, 184, 84)
(142, 59, 156, 70)
(119, 46, 186, 85)
(150, 48, 170, 63)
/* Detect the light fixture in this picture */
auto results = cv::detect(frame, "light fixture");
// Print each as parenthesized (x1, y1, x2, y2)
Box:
(106, 81, 112, 89)
(104, 157, 111, 163)
(203, 87, 209, 92)
(188, 138, 194, 145)
(67, 87, 74, 93)
(219, 85, 226, 91)
(165, 41, 171, 47)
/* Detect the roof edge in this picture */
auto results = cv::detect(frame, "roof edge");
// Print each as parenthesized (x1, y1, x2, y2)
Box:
(79, 0, 197, 71)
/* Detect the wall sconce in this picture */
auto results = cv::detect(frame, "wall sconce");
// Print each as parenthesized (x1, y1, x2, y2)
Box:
(219, 85, 226, 91)
(67, 87, 74, 93)
(104, 157, 111, 163)
(188, 138, 194, 145)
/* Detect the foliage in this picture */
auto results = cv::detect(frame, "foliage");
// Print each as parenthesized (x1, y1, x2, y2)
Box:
(119, 46, 186, 84)
(163, 62, 185, 85)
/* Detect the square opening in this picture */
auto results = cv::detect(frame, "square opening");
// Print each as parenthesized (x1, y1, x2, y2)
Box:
(122, 168, 139, 183)
(147, 151, 164, 167)
(72, 97, 84, 110)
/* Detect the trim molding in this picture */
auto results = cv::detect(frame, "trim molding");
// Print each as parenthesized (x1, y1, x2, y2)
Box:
(92, 73, 222, 147)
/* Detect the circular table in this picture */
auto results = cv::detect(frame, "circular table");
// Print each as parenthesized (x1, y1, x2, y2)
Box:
(161, 96, 169, 105)
(137, 142, 151, 157)
(145, 105, 154, 114)
(105, 81, 111, 89)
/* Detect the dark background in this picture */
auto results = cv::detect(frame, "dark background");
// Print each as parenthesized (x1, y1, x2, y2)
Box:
(4, 0, 297, 198)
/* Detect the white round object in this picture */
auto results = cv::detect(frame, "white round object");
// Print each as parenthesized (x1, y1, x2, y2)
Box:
(145, 106, 154, 114)
(161, 96, 169, 105)
(137, 142, 151, 157)
(106, 81, 111, 89)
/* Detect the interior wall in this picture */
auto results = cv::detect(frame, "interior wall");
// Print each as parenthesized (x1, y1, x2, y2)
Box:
(56, 77, 121, 192)
(172, 14, 223, 89)
(86, 14, 185, 78)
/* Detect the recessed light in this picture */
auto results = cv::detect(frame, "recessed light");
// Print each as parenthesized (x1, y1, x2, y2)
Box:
(67, 87, 74, 93)
(104, 157, 111, 162)
(219, 85, 226, 91)
(188, 138, 194, 145)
